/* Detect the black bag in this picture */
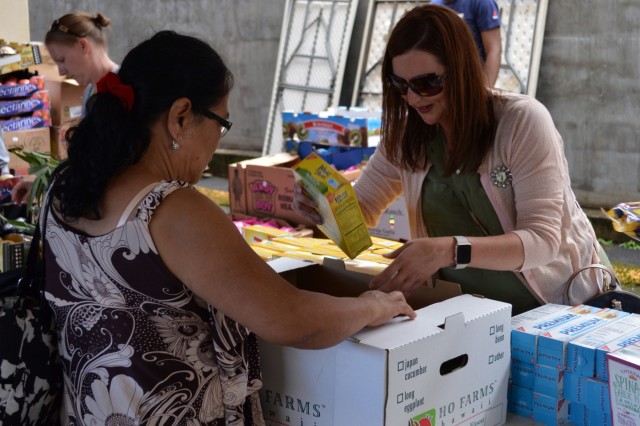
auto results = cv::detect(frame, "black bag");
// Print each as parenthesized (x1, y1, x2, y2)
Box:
(565, 263, 640, 313)
(0, 191, 62, 425)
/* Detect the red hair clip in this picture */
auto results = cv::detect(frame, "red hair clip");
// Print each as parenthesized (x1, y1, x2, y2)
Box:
(96, 72, 135, 111)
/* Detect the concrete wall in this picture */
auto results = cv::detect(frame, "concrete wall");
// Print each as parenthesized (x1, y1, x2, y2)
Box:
(27, 0, 640, 208)
(28, 0, 285, 154)
(538, 0, 640, 207)
(0, 0, 30, 41)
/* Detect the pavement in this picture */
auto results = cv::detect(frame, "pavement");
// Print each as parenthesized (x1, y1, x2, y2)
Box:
(198, 175, 229, 192)
(198, 175, 640, 267)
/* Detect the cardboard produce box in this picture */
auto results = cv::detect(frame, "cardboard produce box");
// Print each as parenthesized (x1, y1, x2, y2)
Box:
(229, 152, 365, 227)
(2, 126, 51, 175)
(368, 194, 411, 242)
(259, 257, 510, 425)
(29, 42, 86, 126)
(228, 152, 302, 223)
(43, 78, 84, 126)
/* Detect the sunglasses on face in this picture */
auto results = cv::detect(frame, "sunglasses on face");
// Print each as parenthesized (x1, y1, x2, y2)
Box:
(202, 110, 233, 138)
(388, 72, 448, 97)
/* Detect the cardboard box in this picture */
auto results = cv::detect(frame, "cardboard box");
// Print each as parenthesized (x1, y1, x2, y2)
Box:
(282, 111, 369, 146)
(368, 194, 411, 242)
(228, 152, 303, 224)
(607, 349, 640, 424)
(0, 89, 49, 117)
(510, 304, 598, 364)
(0, 42, 41, 75)
(507, 384, 534, 419)
(42, 78, 84, 126)
(569, 402, 611, 426)
(533, 363, 564, 398)
(228, 152, 364, 228)
(2, 127, 51, 175)
(0, 73, 45, 98)
(536, 308, 630, 370)
(259, 261, 510, 425)
(270, 257, 461, 306)
(564, 370, 588, 404)
(0, 111, 50, 132)
(294, 152, 372, 258)
(586, 377, 610, 413)
(510, 360, 535, 389)
(531, 392, 569, 425)
(29, 42, 86, 126)
(566, 313, 640, 377)
(595, 329, 640, 381)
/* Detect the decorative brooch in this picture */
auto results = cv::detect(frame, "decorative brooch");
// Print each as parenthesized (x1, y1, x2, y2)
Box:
(490, 165, 513, 188)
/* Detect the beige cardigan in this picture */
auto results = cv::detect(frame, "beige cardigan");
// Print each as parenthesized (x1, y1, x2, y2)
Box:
(355, 91, 602, 304)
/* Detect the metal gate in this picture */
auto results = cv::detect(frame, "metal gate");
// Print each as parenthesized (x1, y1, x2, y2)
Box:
(351, 0, 549, 109)
(262, 0, 360, 155)
(263, 0, 549, 154)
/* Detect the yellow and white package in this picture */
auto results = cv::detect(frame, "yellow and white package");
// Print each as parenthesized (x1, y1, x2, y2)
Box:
(271, 236, 345, 258)
(242, 224, 291, 244)
(601, 201, 640, 241)
(294, 153, 372, 258)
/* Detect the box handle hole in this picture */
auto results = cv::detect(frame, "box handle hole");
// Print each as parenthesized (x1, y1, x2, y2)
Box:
(440, 354, 468, 376)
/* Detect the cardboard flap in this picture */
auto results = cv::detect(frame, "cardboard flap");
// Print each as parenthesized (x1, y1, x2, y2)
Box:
(349, 314, 443, 348)
(269, 256, 463, 311)
(353, 295, 511, 349)
(444, 311, 466, 332)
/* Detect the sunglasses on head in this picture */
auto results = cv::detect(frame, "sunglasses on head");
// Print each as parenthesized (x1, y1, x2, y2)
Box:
(388, 72, 448, 97)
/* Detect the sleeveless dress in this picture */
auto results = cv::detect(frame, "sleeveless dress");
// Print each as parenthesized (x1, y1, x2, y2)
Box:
(44, 180, 264, 425)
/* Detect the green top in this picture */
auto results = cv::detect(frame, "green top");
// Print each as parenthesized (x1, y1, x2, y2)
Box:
(421, 132, 539, 315)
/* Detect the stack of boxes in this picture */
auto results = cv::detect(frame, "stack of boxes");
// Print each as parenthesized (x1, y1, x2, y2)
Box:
(0, 71, 50, 175)
(0, 42, 85, 176)
(230, 109, 411, 242)
(508, 303, 640, 425)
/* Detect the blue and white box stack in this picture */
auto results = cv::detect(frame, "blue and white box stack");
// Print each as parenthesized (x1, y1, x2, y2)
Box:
(563, 313, 640, 424)
(508, 305, 635, 425)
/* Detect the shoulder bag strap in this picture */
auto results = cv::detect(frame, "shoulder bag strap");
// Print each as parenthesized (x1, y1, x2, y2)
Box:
(16, 167, 62, 298)
(563, 263, 618, 305)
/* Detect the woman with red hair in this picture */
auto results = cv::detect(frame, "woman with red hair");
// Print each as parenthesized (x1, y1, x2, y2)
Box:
(295, 5, 608, 315)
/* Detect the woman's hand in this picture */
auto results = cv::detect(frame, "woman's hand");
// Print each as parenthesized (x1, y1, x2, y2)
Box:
(359, 290, 417, 325)
(11, 179, 33, 205)
(292, 182, 323, 225)
(369, 237, 455, 295)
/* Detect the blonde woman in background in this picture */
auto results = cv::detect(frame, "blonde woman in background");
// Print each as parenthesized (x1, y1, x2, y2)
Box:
(12, 12, 119, 204)
(45, 11, 119, 112)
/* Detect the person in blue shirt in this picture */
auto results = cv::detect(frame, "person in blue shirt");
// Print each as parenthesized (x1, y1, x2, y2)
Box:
(431, 0, 502, 86)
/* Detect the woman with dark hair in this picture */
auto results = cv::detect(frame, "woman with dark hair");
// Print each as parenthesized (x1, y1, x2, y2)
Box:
(294, 5, 608, 315)
(43, 30, 415, 425)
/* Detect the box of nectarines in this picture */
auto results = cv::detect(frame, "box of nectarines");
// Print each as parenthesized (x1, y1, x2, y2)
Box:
(258, 259, 511, 426)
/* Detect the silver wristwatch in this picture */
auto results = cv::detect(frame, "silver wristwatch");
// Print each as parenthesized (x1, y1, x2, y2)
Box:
(453, 236, 471, 269)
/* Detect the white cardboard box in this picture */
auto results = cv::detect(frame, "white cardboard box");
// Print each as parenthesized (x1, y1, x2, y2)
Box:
(257, 266, 512, 426)
(367, 194, 411, 242)
(607, 349, 640, 424)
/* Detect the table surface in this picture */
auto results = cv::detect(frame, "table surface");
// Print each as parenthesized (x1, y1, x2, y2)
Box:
(506, 412, 545, 425)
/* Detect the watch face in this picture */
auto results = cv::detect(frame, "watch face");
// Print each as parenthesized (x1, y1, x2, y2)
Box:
(457, 244, 472, 265)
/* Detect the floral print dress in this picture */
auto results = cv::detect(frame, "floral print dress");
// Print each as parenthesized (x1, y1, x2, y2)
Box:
(44, 181, 264, 426)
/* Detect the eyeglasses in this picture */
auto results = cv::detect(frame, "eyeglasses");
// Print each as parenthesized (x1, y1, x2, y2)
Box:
(388, 72, 448, 97)
(202, 110, 233, 138)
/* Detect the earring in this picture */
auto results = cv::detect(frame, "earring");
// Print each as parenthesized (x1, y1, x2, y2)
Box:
(170, 139, 180, 150)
